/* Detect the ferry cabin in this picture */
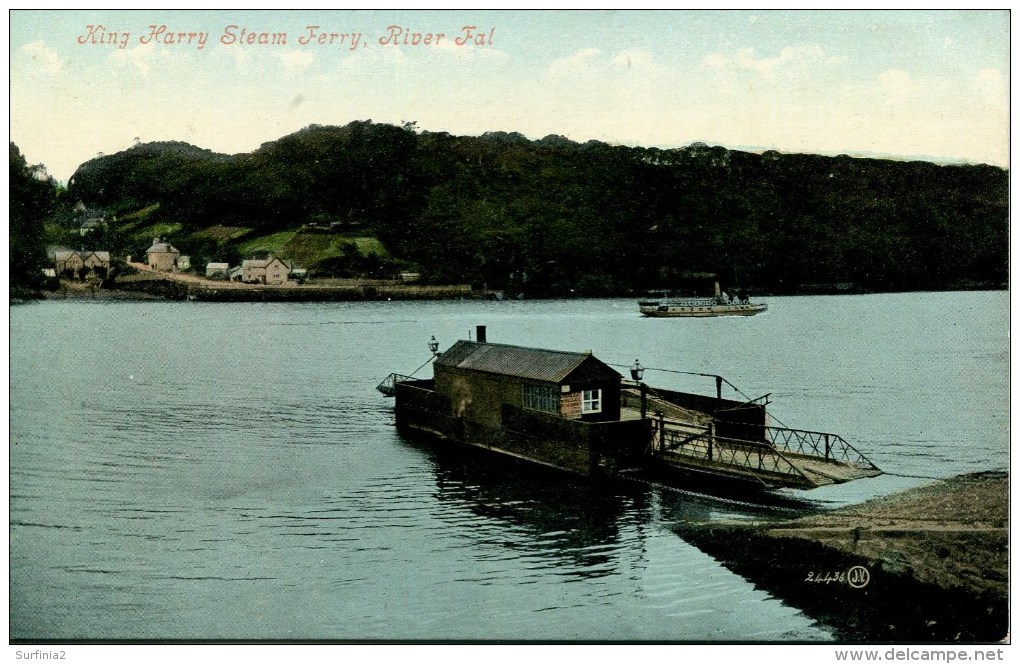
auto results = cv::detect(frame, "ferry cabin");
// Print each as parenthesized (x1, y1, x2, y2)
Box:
(434, 340, 622, 426)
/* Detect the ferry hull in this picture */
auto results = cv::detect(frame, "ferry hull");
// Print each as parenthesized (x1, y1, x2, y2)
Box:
(640, 303, 768, 317)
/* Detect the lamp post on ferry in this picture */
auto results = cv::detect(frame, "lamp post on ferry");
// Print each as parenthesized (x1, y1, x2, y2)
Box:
(428, 335, 440, 356)
(630, 359, 647, 420)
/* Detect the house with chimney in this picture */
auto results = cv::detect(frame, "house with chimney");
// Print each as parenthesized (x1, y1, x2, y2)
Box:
(146, 238, 182, 271)
(242, 256, 291, 285)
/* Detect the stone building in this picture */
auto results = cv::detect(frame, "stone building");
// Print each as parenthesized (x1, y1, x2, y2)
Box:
(54, 249, 111, 280)
(146, 238, 182, 271)
(241, 256, 290, 285)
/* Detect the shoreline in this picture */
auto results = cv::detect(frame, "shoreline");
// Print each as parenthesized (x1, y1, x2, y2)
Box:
(678, 471, 1008, 642)
(30, 273, 478, 303)
(16, 279, 1010, 304)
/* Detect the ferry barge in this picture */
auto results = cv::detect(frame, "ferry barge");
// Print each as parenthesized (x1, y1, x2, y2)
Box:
(378, 327, 880, 492)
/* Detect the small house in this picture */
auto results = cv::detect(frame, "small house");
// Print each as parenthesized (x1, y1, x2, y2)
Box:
(394, 331, 645, 476)
(54, 249, 110, 280)
(241, 256, 290, 285)
(146, 238, 181, 271)
(54, 250, 85, 278)
(205, 262, 229, 279)
(433, 339, 623, 429)
(81, 251, 111, 279)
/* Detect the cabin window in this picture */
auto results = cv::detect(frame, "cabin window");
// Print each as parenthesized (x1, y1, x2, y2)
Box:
(582, 389, 602, 414)
(523, 384, 559, 413)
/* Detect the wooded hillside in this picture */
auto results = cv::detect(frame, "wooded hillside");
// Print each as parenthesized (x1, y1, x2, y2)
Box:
(14, 121, 1009, 295)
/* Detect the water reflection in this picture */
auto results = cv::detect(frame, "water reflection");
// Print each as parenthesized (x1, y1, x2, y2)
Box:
(402, 435, 819, 582)
(417, 439, 652, 581)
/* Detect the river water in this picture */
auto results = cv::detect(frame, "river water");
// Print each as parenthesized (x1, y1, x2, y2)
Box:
(9, 291, 1009, 642)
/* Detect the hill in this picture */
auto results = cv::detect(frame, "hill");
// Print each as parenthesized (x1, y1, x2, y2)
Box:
(23, 122, 1011, 296)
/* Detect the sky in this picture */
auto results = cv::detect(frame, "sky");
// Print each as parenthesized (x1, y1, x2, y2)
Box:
(8, 9, 1011, 183)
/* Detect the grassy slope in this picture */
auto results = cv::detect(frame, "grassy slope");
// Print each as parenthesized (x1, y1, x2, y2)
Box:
(82, 199, 393, 272)
(238, 230, 388, 268)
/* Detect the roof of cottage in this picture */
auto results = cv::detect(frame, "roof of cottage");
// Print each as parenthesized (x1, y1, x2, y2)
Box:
(147, 238, 179, 254)
(54, 250, 110, 262)
(434, 340, 620, 384)
(242, 256, 287, 269)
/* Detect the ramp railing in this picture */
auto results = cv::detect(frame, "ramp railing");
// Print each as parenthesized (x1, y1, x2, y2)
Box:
(376, 373, 412, 397)
(651, 418, 811, 485)
(765, 426, 879, 470)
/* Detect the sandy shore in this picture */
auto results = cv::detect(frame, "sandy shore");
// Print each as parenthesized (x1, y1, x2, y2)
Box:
(768, 472, 1008, 599)
(679, 471, 1008, 642)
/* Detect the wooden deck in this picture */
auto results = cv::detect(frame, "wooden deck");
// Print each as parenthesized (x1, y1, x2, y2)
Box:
(787, 453, 883, 486)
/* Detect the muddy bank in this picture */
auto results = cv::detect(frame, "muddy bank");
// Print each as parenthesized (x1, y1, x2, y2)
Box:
(678, 472, 1008, 643)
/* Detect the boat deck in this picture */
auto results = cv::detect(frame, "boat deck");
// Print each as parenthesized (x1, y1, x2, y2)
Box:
(619, 403, 880, 489)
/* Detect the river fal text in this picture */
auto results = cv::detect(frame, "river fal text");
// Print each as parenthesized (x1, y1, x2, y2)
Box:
(77, 24, 496, 51)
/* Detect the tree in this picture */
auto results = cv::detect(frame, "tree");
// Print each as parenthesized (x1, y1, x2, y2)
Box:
(10, 143, 57, 292)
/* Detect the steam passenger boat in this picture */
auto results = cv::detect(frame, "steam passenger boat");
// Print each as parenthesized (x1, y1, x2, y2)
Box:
(378, 327, 881, 493)
(639, 282, 767, 317)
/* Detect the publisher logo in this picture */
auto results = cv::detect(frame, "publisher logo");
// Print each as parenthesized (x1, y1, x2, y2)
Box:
(846, 565, 870, 589)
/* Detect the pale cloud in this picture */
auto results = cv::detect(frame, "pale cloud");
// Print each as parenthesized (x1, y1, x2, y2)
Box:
(703, 43, 836, 77)
(276, 50, 315, 71)
(611, 48, 657, 72)
(110, 43, 159, 74)
(428, 34, 509, 61)
(21, 41, 62, 76)
(733, 48, 783, 75)
(548, 48, 600, 77)
(232, 50, 251, 68)
(702, 52, 727, 69)
(545, 47, 661, 82)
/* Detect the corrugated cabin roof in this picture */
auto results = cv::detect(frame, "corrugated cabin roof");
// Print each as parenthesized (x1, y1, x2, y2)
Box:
(434, 340, 620, 384)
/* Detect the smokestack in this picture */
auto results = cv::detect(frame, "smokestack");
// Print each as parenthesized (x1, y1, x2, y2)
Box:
(476, 325, 487, 343)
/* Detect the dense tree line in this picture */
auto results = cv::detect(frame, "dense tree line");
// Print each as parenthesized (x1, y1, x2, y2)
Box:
(56, 121, 1008, 295)
(10, 143, 59, 293)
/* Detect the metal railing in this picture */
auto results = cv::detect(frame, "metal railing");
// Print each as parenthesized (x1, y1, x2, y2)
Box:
(641, 297, 718, 308)
(652, 419, 810, 484)
(765, 426, 878, 469)
(376, 373, 412, 397)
